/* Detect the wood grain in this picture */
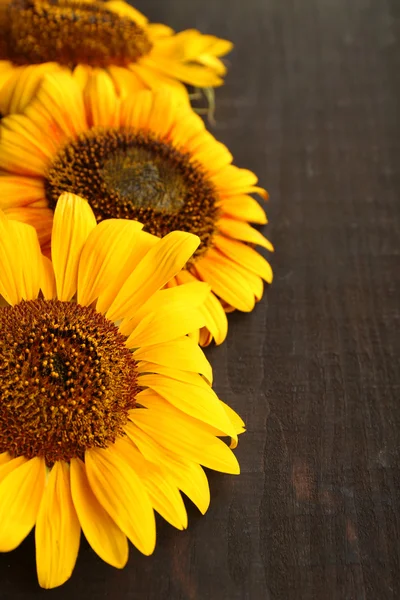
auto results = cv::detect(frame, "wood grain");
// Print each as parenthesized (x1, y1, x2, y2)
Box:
(1, 0, 399, 598)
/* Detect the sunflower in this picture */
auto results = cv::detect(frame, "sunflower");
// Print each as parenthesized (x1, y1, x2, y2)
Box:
(0, 191, 244, 589)
(0, 0, 232, 117)
(0, 70, 273, 346)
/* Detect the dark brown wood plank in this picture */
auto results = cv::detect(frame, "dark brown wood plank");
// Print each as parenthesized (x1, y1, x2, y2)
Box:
(1, 0, 399, 598)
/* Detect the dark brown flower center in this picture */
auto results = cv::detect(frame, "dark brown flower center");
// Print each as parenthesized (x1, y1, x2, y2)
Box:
(1, 0, 152, 68)
(0, 299, 138, 465)
(45, 127, 220, 258)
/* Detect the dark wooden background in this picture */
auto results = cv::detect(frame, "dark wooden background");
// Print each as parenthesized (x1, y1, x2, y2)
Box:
(1, 0, 400, 598)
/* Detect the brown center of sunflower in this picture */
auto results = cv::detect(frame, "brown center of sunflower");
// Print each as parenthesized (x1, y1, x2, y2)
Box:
(1, 0, 152, 68)
(0, 299, 138, 465)
(45, 128, 220, 258)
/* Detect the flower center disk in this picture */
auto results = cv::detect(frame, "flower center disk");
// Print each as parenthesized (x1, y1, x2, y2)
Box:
(0, 299, 138, 464)
(45, 128, 219, 257)
(1, 0, 152, 68)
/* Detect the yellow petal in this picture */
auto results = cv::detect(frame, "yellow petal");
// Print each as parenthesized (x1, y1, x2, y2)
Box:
(0, 175, 45, 210)
(0, 456, 27, 485)
(84, 69, 120, 127)
(0, 214, 41, 304)
(214, 235, 273, 283)
(77, 218, 143, 307)
(219, 195, 268, 224)
(41, 255, 56, 300)
(114, 438, 187, 530)
(175, 269, 228, 345)
(85, 446, 156, 556)
(33, 71, 88, 139)
(119, 281, 210, 335)
(211, 165, 259, 195)
(126, 304, 206, 348)
(0, 457, 45, 552)
(133, 336, 213, 384)
(218, 218, 274, 251)
(194, 250, 256, 312)
(7, 219, 43, 301)
(36, 461, 81, 589)
(144, 56, 223, 88)
(130, 401, 240, 474)
(106, 231, 199, 321)
(52, 193, 97, 301)
(137, 370, 236, 439)
(70, 458, 128, 569)
(96, 229, 159, 314)
(105, 0, 148, 25)
(0, 116, 50, 176)
(125, 422, 210, 514)
(0, 63, 63, 116)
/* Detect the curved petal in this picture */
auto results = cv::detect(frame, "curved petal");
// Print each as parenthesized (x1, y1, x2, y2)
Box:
(84, 69, 120, 128)
(125, 422, 210, 514)
(219, 195, 268, 224)
(36, 461, 81, 589)
(133, 336, 213, 384)
(194, 250, 256, 312)
(0, 457, 45, 552)
(115, 437, 187, 530)
(77, 219, 143, 307)
(217, 217, 274, 251)
(214, 235, 273, 283)
(70, 458, 128, 569)
(106, 231, 200, 321)
(137, 369, 236, 439)
(85, 446, 156, 556)
(126, 305, 206, 348)
(52, 193, 97, 301)
(130, 400, 240, 474)
(0, 213, 42, 304)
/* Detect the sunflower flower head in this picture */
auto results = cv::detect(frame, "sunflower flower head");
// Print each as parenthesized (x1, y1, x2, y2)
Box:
(0, 70, 273, 346)
(0, 192, 244, 589)
(0, 0, 233, 116)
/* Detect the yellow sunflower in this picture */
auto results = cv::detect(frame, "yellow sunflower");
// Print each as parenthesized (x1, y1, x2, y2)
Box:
(0, 0, 232, 116)
(0, 191, 244, 589)
(0, 70, 273, 346)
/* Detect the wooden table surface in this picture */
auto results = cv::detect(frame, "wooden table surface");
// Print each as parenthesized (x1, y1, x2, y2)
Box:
(1, 0, 399, 598)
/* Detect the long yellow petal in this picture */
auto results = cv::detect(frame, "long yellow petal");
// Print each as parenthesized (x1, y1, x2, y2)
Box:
(217, 217, 274, 251)
(70, 458, 128, 569)
(0, 457, 45, 552)
(119, 281, 210, 335)
(52, 193, 97, 301)
(8, 219, 43, 301)
(36, 461, 81, 589)
(194, 251, 256, 312)
(85, 446, 156, 556)
(0, 213, 42, 304)
(130, 399, 240, 474)
(219, 195, 268, 224)
(114, 437, 187, 530)
(33, 71, 88, 139)
(84, 69, 120, 128)
(0, 175, 45, 210)
(214, 235, 273, 283)
(125, 422, 210, 514)
(77, 218, 143, 307)
(126, 304, 206, 348)
(133, 336, 213, 383)
(175, 269, 228, 345)
(106, 231, 199, 321)
(137, 370, 236, 439)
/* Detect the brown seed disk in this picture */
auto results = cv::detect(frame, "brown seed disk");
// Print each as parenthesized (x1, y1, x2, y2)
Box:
(2, 0, 152, 68)
(45, 127, 220, 259)
(0, 299, 138, 465)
